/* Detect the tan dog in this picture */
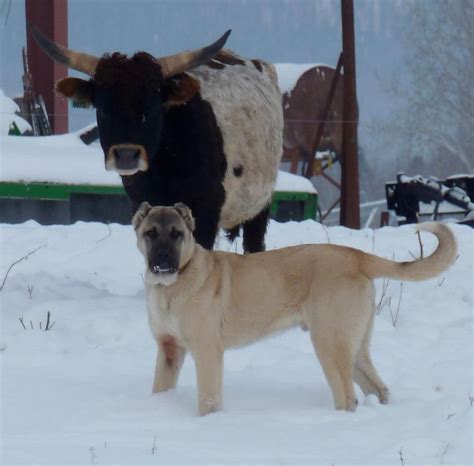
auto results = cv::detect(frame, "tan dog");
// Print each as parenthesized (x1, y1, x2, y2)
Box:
(133, 202, 457, 415)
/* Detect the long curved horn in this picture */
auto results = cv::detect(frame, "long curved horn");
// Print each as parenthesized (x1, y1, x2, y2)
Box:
(158, 29, 231, 78)
(29, 24, 99, 77)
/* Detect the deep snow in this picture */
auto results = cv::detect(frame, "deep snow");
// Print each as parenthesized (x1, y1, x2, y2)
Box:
(0, 219, 472, 465)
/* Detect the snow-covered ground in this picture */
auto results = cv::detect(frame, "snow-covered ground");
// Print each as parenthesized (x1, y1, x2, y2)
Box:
(1, 219, 472, 465)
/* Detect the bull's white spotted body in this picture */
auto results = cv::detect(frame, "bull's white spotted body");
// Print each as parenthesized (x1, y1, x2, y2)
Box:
(189, 54, 283, 229)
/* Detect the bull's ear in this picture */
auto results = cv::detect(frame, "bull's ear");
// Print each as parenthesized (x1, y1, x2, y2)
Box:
(56, 77, 94, 107)
(173, 202, 195, 232)
(164, 74, 200, 107)
(132, 202, 153, 230)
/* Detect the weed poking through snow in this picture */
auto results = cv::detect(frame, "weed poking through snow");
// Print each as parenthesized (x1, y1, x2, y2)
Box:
(376, 279, 390, 315)
(0, 245, 45, 292)
(389, 283, 404, 327)
(399, 446, 405, 466)
(18, 311, 55, 331)
(89, 446, 97, 466)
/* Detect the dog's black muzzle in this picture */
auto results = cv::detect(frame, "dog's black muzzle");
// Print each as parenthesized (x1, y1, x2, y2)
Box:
(148, 250, 178, 275)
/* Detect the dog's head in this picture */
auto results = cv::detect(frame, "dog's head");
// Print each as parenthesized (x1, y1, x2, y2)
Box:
(132, 202, 196, 286)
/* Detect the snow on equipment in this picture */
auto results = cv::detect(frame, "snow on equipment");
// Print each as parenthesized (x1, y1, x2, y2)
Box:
(13, 48, 52, 136)
(385, 173, 474, 226)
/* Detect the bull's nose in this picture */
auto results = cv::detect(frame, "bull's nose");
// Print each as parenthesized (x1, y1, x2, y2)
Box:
(113, 146, 141, 169)
(106, 144, 148, 174)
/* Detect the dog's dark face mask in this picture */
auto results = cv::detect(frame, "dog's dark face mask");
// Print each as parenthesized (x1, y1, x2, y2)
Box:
(133, 202, 196, 286)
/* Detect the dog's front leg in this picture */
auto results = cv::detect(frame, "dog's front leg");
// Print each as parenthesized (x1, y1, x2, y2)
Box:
(152, 335, 187, 393)
(193, 345, 224, 416)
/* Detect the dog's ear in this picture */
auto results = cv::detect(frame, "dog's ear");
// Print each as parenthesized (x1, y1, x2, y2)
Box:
(173, 203, 195, 232)
(132, 202, 152, 230)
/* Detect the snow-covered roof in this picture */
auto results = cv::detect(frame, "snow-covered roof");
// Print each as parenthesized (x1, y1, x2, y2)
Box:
(0, 89, 316, 194)
(276, 170, 317, 194)
(1, 128, 121, 186)
(1, 129, 316, 194)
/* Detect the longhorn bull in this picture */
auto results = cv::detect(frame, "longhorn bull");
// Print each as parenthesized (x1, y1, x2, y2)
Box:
(31, 26, 283, 252)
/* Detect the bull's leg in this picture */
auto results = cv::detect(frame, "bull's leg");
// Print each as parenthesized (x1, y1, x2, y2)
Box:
(192, 206, 221, 250)
(242, 205, 270, 253)
(225, 225, 241, 242)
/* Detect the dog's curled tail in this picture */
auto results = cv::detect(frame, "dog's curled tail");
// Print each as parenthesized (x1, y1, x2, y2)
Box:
(360, 222, 457, 281)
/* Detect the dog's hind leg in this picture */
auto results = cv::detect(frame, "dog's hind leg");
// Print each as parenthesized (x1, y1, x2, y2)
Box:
(353, 315, 390, 404)
(310, 329, 358, 411)
(307, 281, 374, 411)
(152, 335, 187, 393)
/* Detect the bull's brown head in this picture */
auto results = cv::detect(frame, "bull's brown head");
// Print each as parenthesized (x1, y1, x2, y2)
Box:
(30, 25, 231, 175)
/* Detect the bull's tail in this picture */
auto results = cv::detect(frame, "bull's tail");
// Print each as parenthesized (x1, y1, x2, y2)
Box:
(360, 223, 457, 281)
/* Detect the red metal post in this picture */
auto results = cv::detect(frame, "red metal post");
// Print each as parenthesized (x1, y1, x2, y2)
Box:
(25, 0, 68, 134)
(340, 0, 360, 228)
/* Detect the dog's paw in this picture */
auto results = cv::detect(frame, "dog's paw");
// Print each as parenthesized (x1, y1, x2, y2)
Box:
(346, 397, 358, 412)
(335, 397, 358, 411)
(198, 397, 222, 416)
(377, 387, 390, 404)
